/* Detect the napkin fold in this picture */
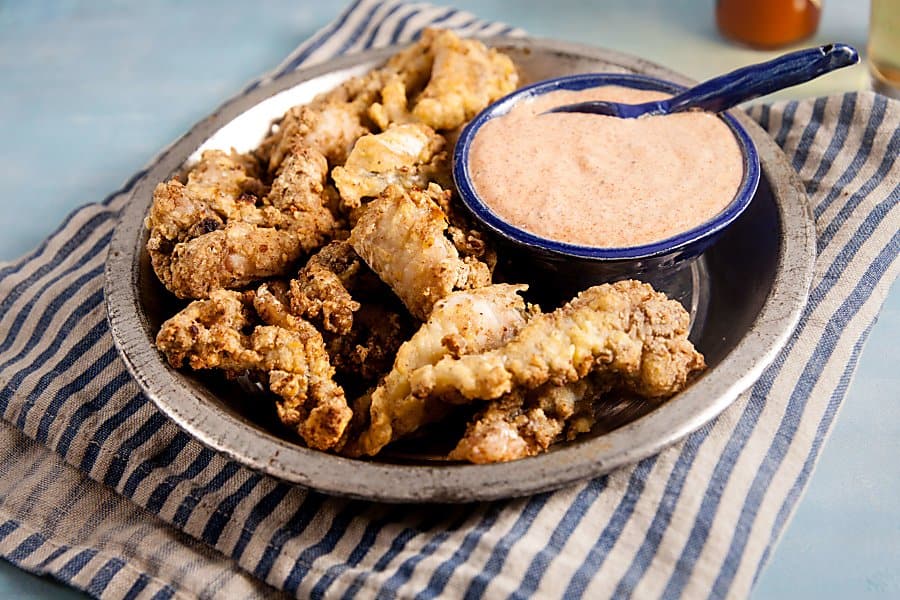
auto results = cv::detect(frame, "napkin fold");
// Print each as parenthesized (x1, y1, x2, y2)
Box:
(1, 1, 898, 598)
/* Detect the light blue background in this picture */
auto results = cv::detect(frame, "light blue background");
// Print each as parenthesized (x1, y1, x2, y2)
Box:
(0, 1, 896, 598)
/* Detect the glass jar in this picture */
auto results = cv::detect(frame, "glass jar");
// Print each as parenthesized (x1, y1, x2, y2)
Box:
(869, 0, 900, 97)
(716, 0, 822, 49)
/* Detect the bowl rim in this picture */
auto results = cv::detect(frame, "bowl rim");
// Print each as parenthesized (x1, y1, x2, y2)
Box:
(452, 72, 762, 260)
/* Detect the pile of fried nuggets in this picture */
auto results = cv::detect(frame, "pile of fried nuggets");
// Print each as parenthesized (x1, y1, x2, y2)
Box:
(148, 29, 706, 464)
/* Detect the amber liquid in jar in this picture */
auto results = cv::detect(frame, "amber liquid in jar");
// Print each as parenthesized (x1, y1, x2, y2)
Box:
(716, 0, 822, 49)
(869, 0, 900, 97)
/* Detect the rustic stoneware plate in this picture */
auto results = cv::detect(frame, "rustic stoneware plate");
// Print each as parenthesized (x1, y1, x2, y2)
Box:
(105, 37, 815, 503)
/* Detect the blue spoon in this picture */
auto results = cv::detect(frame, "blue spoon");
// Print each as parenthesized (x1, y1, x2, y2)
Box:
(547, 43, 859, 118)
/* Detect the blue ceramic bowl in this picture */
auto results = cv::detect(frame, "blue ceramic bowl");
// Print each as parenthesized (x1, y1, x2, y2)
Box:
(453, 73, 761, 296)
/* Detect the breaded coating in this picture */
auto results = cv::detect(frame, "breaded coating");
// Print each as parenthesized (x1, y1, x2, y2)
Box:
(178, 148, 269, 217)
(331, 123, 449, 210)
(163, 222, 305, 299)
(145, 150, 262, 286)
(242, 146, 338, 249)
(412, 29, 518, 130)
(325, 301, 412, 384)
(259, 103, 369, 171)
(287, 241, 413, 386)
(445, 221, 495, 264)
(253, 284, 354, 450)
(449, 379, 605, 464)
(155, 289, 257, 372)
(368, 75, 418, 131)
(349, 183, 492, 320)
(410, 280, 706, 402)
(146, 147, 339, 299)
(428, 186, 499, 271)
(156, 289, 351, 450)
(258, 69, 384, 170)
(343, 284, 530, 457)
(311, 69, 386, 110)
(368, 28, 518, 131)
(289, 241, 363, 335)
(366, 32, 435, 130)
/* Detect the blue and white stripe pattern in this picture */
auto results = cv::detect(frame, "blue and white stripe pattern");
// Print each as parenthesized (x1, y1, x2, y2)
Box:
(0, 1, 898, 597)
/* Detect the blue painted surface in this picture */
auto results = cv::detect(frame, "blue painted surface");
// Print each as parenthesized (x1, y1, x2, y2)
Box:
(0, 1, 896, 598)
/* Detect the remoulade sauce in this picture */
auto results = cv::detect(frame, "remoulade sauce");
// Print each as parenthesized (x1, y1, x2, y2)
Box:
(468, 86, 744, 248)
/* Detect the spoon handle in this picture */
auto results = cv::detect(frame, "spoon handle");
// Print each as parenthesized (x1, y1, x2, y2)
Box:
(662, 43, 859, 114)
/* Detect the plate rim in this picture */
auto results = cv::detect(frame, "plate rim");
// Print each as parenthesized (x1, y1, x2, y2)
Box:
(105, 35, 816, 503)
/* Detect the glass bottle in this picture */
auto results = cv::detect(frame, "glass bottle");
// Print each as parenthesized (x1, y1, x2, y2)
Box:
(716, 0, 822, 49)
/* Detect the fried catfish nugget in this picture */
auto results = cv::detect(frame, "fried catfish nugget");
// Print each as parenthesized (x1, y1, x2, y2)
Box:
(288, 241, 413, 385)
(147, 147, 339, 299)
(146, 150, 261, 294)
(412, 29, 518, 130)
(160, 222, 306, 300)
(259, 104, 368, 171)
(349, 183, 492, 320)
(258, 70, 384, 170)
(325, 302, 413, 389)
(156, 289, 351, 450)
(343, 284, 531, 457)
(289, 240, 362, 335)
(331, 123, 449, 211)
(449, 379, 605, 464)
(410, 280, 706, 402)
(369, 28, 518, 131)
(332, 122, 493, 271)
(155, 289, 256, 372)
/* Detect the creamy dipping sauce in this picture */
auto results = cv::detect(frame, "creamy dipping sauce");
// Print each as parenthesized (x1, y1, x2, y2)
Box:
(468, 86, 744, 247)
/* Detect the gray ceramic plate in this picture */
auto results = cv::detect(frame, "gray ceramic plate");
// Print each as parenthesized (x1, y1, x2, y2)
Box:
(105, 37, 815, 503)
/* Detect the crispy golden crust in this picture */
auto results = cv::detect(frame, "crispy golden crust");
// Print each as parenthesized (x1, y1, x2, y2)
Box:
(252, 284, 353, 449)
(257, 69, 384, 170)
(259, 103, 370, 171)
(145, 150, 256, 280)
(326, 301, 412, 385)
(146, 148, 339, 299)
(289, 241, 363, 335)
(287, 241, 413, 385)
(348, 183, 492, 320)
(368, 28, 518, 131)
(162, 222, 305, 299)
(332, 123, 449, 211)
(155, 289, 257, 372)
(156, 288, 351, 451)
(178, 148, 269, 217)
(410, 280, 706, 402)
(343, 284, 529, 457)
(412, 29, 518, 130)
(449, 379, 604, 464)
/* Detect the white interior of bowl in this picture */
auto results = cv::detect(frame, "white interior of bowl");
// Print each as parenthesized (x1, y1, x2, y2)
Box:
(188, 67, 372, 161)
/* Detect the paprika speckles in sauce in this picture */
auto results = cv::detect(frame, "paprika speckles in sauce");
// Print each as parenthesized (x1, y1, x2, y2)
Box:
(468, 86, 744, 248)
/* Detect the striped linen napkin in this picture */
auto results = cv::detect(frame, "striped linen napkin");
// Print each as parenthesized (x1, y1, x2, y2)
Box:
(1, 1, 898, 598)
